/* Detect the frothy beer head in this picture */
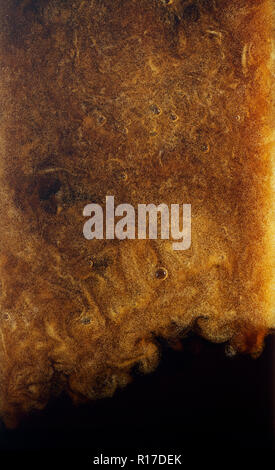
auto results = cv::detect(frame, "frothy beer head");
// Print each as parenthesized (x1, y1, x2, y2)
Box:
(0, 0, 274, 427)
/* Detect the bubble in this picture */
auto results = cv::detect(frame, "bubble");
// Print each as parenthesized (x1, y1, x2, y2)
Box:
(201, 143, 210, 153)
(155, 267, 168, 280)
(150, 104, 161, 115)
(118, 172, 128, 182)
(93, 111, 106, 127)
(170, 113, 178, 121)
(97, 115, 106, 126)
(114, 122, 128, 134)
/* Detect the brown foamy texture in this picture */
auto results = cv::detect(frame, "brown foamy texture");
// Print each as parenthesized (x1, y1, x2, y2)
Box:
(0, 0, 274, 427)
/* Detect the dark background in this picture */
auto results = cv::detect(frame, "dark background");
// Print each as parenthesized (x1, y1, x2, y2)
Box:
(0, 335, 274, 467)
